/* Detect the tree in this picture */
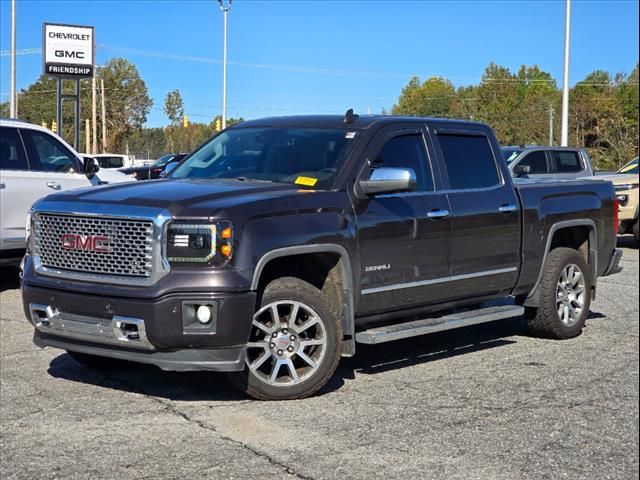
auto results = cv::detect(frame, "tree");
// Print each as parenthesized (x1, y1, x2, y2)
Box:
(99, 57, 153, 152)
(392, 76, 456, 117)
(164, 89, 184, 126)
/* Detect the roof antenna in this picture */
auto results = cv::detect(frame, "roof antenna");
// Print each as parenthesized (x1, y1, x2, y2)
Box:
(343, 108, 359, 124)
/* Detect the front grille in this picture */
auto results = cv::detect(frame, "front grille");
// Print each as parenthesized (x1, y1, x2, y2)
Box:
(34, 213, 154, 277)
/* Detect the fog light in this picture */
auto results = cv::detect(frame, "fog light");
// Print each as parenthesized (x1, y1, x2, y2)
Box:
(196, 305, 213, 324)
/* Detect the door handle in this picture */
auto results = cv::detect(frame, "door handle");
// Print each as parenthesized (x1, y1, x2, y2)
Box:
(499, 204, 517, 213)
(46, 182, 61, 190)
(427, 209, 450, 219)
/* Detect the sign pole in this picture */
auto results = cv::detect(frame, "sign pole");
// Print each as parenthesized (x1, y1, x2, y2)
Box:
(56, 79, 62, 136)
(74, 79, 81, 150)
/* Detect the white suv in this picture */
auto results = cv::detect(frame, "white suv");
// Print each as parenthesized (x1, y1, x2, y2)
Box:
(0, 118, 134, 264)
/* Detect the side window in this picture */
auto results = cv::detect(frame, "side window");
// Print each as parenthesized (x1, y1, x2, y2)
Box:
(437, 134, 500, 189)
(517, 151, 549, 174)
(370, 134, 433, 192)
(552, 151, 582, 173)
(23, 129, 78, 173)
(0, 127, 29, 171)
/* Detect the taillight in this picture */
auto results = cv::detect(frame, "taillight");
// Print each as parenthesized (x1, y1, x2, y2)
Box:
(613, 196, 619, 235)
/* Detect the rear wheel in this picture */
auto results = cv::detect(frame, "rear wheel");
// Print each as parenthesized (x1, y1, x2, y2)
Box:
(525, 247, 591, 339)
(230, 277, 342, 400)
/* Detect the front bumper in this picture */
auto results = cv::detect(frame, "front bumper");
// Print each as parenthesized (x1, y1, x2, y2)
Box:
(22, 282, 256, 372)
(602, 248, 623, 277)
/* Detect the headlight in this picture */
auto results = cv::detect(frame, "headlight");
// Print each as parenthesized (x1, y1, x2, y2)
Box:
(166, 222, 233, 266)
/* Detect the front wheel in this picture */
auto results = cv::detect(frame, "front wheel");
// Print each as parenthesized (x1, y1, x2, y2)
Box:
(525, 247, 592, 339)
(229, 277, 342, 400)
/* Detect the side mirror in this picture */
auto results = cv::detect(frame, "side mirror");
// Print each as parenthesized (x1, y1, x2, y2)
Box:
(160, 162, 178, 178)
(359, 167, 416, 196)
(83, 156, 100, 179)
(513, 164, 532, 177)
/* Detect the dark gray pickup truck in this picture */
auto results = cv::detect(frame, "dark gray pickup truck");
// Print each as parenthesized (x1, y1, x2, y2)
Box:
(21, 113, 622, 400)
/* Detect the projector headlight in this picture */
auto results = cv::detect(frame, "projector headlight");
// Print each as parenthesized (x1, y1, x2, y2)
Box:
(166, 222, 233, 266)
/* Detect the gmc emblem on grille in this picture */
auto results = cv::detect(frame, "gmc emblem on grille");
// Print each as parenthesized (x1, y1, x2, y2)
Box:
(61, 234, 111, 253)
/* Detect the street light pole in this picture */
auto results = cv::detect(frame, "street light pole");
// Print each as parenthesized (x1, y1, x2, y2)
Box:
(10, 0, 17, 118)
(561, 0, 571, 146)
(217, 0, 232, 130)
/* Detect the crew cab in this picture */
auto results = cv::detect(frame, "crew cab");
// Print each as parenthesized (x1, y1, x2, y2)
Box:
(502, 145, 595, 179)
(21, 114, 622, 400)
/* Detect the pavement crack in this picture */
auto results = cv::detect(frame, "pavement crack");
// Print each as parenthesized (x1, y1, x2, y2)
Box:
(102, 374, 314, 480)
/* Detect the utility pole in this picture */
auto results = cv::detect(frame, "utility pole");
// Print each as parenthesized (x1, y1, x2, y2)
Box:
(9, 0, 17, 118)
(85, 118, 91, 153)
(549, 105, 555, 146)
(561, 0, 571, 146)
(92, 74, 97, 154)
(100, 78, 107, 153)
(217, 0, 232, 129)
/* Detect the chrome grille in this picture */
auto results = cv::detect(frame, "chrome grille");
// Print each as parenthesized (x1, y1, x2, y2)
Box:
(34, 213, 154, 277)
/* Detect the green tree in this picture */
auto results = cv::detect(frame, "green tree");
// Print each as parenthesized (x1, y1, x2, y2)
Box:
(163, 89, 184, 126)
(392, 76, 456, 117)
(100, 58, 153, 152)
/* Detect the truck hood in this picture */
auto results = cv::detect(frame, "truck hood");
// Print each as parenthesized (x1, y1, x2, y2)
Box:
(35, 178, 308, 217)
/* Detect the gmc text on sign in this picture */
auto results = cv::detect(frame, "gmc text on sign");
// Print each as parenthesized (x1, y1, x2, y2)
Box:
(43, 23, 94, 78)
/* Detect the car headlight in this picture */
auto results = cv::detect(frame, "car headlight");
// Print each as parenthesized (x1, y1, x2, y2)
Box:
(166, 222, 233, 266)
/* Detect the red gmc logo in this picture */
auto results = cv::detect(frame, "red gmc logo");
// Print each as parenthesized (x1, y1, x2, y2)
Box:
(61, 234, 111, 253)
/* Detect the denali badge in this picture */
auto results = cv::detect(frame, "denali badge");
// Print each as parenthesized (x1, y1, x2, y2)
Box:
(365, 264, 391, 272)
(61, 234, 111, 253)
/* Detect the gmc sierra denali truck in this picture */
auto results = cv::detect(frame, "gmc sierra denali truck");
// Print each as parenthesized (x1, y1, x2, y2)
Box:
(21, 113, 622, 400)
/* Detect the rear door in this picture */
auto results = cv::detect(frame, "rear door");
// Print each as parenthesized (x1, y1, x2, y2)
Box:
(355, 124, 451, 316)
(549, 150, 587, 178)
(431, 125, 520, 300)
(0, 127, 32, 251)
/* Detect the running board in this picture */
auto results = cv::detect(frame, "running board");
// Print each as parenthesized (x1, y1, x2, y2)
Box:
(355, 305, 524, 345)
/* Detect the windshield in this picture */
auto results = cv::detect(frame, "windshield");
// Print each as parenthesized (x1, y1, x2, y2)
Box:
(170, 127, 359, 189)
(152, 154, 176, 167)
(501, 148, 523, 164)
(618, 157, 638, 174)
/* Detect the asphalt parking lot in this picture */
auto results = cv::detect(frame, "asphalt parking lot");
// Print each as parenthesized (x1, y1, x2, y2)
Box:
(1, 238, 638, 480)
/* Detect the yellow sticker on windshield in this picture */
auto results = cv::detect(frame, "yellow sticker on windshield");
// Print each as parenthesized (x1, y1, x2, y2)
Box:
(620, 164, 636, 173)
(295, 176, 318, 187)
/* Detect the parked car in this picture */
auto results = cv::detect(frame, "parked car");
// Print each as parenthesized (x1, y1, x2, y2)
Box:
(87, 154, 132, 169)
(594, 158, 639, 242)
(502, 146, 595, 179)
(21, 114, 621, 400)
(0, 118, 134, 265)
(119, 153, 188, 180)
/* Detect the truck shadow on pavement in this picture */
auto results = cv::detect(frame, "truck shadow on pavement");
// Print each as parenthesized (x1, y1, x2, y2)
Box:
(46, 316, 527, 401)
(46, 311, 607, 401)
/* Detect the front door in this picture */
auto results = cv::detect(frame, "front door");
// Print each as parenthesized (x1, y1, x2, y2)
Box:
(355, 125, 451, 317)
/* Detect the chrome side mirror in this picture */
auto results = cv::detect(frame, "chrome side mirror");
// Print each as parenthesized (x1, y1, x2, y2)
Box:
(359, 167, 417, 196)
(512, 164, 532, 177)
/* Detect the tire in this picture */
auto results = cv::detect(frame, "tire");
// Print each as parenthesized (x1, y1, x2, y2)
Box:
(66, 351, 126, 370)
(229, 277, 342, 400)
(525, 247, 592, 339)
(633, 220, 639, 244)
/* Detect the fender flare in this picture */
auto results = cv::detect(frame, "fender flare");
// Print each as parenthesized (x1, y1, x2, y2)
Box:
(524, 219, 597, 307)
(251, 244, 356, 357)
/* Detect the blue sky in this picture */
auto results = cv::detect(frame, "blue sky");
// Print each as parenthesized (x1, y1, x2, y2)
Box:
(1, 0, 638, 127)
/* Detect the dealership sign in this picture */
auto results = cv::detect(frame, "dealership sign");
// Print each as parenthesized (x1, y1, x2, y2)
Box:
(43, 23, 94, 78)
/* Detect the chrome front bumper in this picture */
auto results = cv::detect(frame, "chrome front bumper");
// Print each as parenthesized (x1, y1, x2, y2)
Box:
(27, 303, 155, 350)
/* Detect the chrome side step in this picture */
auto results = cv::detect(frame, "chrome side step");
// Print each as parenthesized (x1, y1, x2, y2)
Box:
(355, 305, 524, 345)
